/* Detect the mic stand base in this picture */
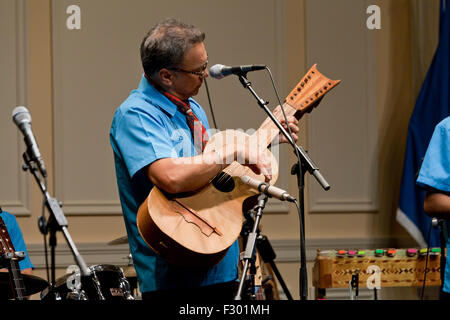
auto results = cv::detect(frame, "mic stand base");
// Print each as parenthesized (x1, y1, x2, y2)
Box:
(291, 162, 308, 300)
(48, 216, 58, 289)
(256, 235, 293, 300)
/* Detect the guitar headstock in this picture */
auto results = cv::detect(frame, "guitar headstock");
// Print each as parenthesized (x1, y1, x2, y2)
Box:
(285, 64, 341, 118)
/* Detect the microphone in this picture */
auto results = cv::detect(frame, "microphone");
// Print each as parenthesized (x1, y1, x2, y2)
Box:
(209, 64, 266, 79)
(12, 106, 47, 178)
(241, 175, 296, 202)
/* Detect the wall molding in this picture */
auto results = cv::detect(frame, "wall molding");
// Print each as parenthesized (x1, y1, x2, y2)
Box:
(27, 236, 418, 269)
(1, 0, 31, 216)
(305, 0, 379, 213)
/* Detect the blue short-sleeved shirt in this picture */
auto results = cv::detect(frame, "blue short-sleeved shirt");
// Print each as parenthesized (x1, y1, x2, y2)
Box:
(0, 211, 34, 270)
(417, 116, 450, 293)
(110, 75, 238, 293)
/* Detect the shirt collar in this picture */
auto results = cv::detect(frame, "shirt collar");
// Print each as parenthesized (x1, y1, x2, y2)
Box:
(136, 74, 178, 116)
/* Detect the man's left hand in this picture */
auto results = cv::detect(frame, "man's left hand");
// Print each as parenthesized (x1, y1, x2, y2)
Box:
(278, 116, 299, 144)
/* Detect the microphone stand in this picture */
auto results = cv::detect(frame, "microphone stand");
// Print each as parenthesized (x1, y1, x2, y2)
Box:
(22, 150, 90, 291)
(241, 208, 293, 300)
(235, 193, 269, 300)
(437, 219, 448, 289)
(237, 73, 330, 300)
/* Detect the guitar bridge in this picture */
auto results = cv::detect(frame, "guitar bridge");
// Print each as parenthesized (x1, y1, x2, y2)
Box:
(170, 200, 223, 237)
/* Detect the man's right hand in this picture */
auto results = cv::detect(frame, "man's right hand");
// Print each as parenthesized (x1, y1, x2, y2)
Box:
(219, 144, 273, 182)
(147, 143, 273, 195)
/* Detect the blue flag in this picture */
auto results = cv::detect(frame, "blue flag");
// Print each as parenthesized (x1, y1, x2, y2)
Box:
(396, 0, 450, 247)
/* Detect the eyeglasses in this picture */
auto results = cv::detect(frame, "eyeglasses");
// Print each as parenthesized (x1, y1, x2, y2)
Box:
(169, 61, 208, 77)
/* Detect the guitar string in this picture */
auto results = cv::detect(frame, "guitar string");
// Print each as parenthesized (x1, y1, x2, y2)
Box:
(0, 221, 9, 253)
(212, 69, 331, 189)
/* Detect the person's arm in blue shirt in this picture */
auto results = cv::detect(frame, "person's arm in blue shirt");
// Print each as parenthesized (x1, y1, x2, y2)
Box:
(417, 118, 450, 219)
(147, 115, 300, 194)
(147, 145, 273, 194)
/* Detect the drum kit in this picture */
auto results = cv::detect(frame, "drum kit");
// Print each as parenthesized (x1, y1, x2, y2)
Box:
(40, 264, 136, 300)
(1, 235, 141, 301)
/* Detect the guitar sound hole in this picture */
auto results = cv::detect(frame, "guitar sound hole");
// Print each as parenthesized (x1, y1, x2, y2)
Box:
(211, 172, 235, 193)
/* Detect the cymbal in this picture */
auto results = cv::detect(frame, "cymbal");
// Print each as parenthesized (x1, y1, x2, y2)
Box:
(0, 272, 48, 299)
(107, 235, 128, 245)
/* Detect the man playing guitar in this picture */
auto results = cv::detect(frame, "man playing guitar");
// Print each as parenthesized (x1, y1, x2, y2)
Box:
(110, 18, 299, 300)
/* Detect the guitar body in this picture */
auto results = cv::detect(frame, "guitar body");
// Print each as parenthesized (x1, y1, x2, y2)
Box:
(137, 64, 341, 268)
(137, 130, 279, 268)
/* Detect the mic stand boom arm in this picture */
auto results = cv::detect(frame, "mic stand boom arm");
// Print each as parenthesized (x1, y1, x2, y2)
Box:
(237, 73, 330, 300)
(22, 151, 90, 287)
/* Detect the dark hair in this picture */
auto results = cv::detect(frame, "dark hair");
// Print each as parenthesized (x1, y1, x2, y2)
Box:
(140, 18, 205, 76)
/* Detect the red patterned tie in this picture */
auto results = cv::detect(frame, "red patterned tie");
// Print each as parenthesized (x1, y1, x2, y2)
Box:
(163, 91, 209, 154)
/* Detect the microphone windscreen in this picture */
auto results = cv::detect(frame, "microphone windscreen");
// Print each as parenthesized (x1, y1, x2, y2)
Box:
(208, 64, 225, 79)
(12, 106, 31, 125)
(240, 175, 251, 184)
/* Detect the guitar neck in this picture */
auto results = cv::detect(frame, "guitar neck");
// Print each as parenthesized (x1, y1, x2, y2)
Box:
(251, 103, 297, 149)
(7, 259, 26, 300)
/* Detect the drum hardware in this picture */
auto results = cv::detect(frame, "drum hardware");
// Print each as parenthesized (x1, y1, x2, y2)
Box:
(91, 269, 106, 300)
(119, 277, 134, 300)
(40, 264, 134, 300)
(119, 250, 140, 299)
(107, 236, 140, 298)
(123, 264, 140, 299)
(107, 237, 140, 299)
(66, 289, 88, 300)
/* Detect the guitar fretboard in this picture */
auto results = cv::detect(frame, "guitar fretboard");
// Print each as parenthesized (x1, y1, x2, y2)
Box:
(252, 103, 297, 150)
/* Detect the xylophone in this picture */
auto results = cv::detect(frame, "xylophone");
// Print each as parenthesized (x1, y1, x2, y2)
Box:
(313, 248, 444, 299)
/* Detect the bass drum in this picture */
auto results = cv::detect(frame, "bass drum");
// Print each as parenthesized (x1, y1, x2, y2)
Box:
(41, 264, 134, 300)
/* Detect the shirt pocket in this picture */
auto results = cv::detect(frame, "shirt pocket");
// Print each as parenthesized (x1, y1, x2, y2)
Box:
(168, 128, 194, 158)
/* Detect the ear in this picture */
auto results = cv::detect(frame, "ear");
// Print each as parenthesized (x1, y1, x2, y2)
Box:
(158, 68, 174, 87)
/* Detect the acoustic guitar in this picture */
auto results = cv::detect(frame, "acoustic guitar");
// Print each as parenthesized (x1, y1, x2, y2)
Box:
(0, 217, 26, 300)
(137, 64, 340, 268)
